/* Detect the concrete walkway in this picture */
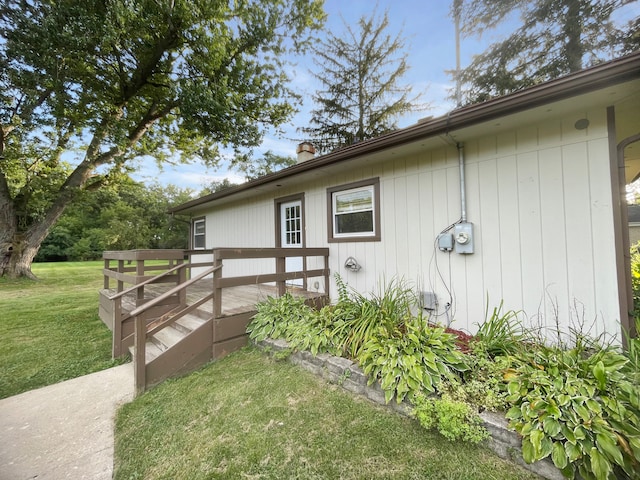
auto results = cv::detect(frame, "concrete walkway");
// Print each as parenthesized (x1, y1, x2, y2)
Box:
(0, 363, 134, 480)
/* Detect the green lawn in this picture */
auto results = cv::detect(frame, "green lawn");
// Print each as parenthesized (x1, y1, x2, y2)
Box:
(0, 261, 127, 399)
(2, 261, 537, 479)
(115, 348, 538, 480)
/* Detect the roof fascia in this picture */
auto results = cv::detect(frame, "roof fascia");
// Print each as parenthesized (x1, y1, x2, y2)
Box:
(171, 52, 640, 214)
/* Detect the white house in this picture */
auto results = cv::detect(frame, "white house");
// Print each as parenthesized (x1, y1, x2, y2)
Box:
(171, 52, 640, 343)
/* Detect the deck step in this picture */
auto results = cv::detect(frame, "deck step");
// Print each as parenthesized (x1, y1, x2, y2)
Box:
(129, 342, 164, 363)
(150, 325, 185, 351)
(173, 313, 208, 335)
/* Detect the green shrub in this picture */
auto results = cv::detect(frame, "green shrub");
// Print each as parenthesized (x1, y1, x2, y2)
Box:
(442, 351, 512, 413)
(358, 318, 469, 404)
(413, 392, 489, 444)
(504, 344, 640, 480)
(247, 293, 348, 356)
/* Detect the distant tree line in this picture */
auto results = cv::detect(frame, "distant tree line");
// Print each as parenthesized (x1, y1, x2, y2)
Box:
(35, 180, 193, 262)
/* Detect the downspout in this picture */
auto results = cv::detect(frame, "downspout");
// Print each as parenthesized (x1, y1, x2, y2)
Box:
(458, 142, 466, 223)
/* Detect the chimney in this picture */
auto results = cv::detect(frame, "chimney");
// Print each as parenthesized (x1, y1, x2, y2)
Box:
(296, 142, 316, 163)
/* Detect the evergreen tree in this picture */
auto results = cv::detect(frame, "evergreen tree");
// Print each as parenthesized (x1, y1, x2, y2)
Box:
(300, 9, 421, 153)
(454, 0, 637, 105)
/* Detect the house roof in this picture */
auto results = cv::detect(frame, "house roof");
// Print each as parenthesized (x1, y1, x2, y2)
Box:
(171, 51, 640, 215)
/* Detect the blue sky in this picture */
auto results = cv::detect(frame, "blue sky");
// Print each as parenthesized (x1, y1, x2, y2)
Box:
(132, 0, 640, 191)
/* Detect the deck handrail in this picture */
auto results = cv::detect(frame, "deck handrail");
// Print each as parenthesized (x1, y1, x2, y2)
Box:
(107, 262, 188, 301)
(133, 263, 222, 395)
(99, 247, 330, 395)
(129, 264, 221, 318)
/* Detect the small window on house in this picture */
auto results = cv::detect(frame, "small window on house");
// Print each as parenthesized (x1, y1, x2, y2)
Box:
(193, 218, 206, 249)
(327, 178, 380, 242)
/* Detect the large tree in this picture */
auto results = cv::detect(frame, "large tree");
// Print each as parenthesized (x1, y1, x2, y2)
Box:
(300, 9, 421, 153)
(36, 181, 193, 262)
(0, 0, 324, 278)
(232, 150, 296, 180)
(454, 0, 638, 104)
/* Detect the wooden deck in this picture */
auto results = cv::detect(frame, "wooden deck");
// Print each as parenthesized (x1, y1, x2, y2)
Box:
(99, 248, 330, 394)
(101, 281, 326, 318)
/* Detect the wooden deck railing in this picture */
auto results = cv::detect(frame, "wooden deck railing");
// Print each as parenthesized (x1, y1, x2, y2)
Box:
(99, 247, 330, 395)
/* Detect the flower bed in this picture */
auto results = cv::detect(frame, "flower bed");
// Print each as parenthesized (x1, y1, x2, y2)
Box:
(247, 277, 640, 480)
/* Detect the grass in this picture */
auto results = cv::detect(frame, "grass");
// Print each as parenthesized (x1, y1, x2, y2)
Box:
(114, 348, 538, 480)
(1, 262, 538, 478)
(0, 261, 127, 399)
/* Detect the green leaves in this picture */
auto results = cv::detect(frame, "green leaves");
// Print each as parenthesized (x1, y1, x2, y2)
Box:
(592, 361, 607, 390)
(1, 0, 325, 275)
(358, 319, 468, 404)
(551, 441, 568, 470)
(412, 393, 489, 444)
(300, 8, 419, 153)
(596, 433, 624, 467)
(505, 343, 640, 480)
(589, 448, 612, 480)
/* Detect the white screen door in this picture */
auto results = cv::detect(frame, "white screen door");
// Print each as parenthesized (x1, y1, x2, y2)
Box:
(280, 200, 303, 286)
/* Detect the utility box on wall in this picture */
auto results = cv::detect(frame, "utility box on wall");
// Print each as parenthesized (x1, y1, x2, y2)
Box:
(454, 222, 474, 254)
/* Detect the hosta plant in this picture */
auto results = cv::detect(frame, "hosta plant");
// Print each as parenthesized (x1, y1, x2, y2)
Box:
(504, 344, 640, 479)
(246, 293, 313, 343)
(248, 294, 342, 356)
(357, 318, 469, 404)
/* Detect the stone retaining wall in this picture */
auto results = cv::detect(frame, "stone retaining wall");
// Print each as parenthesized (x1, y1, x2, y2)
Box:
(257, 338, 563, 480)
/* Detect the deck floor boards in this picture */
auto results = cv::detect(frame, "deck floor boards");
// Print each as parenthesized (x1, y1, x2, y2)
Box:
(102, 280, 325, 319)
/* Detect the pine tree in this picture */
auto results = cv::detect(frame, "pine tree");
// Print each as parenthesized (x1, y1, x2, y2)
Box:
(454, 0, 637, 105)
(300, 10, 421, 153)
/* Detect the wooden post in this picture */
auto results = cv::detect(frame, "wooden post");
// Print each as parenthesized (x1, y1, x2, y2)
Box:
(178, 260, 187, 307)
(136, 258, 145, 303)
(104, 258, 110, 290)
(134, 313, 146, 396)
(324, 251, 330, 297)
(112, 298, 123, 358)
(276, 253, 286, 296)
(213, 255, 223, 319)
(117, 259, 124, 292)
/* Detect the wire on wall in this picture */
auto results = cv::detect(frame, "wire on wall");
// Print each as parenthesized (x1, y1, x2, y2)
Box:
(426, 220, 459, 325)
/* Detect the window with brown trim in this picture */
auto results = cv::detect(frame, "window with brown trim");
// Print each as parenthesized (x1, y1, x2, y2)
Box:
(327, 178, 381, 242)
(192, 218, 206, 249)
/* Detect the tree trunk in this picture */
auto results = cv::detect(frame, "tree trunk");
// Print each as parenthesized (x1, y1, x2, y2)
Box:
(563, 0, 584, 73)
(0, 235, 39, 279)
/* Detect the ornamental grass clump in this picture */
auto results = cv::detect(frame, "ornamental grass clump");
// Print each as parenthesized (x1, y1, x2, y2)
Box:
(474, 300, 527, 357)
(331, 275, 419, 359)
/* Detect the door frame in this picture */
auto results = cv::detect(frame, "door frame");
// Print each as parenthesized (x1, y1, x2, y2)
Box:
(275, 193, 306, 288)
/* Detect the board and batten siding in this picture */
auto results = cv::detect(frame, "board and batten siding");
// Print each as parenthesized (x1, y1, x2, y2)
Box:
(201, 106, 620, 341)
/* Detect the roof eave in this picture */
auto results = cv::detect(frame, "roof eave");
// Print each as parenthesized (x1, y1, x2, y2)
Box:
(170, 52, 640, 215)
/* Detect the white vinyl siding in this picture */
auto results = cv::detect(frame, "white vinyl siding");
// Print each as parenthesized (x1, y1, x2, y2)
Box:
(200, 105, 620, 341)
